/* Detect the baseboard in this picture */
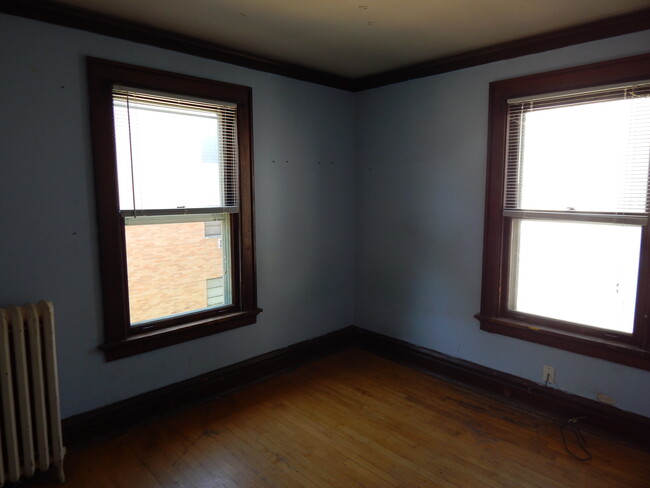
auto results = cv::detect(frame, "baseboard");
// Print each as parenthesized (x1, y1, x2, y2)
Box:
(350, 326, 650, 449)
(62, 326, 354, 449)
(63, 324, 649, 451)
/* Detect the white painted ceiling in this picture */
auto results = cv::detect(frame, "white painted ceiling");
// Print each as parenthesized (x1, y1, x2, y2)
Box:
(54, 0, 649, 78)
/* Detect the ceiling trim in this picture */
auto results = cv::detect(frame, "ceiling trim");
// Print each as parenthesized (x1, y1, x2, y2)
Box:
(2, 1, 649, 92)
(1, 0, 355, 91)
(353, 7, 650, 90)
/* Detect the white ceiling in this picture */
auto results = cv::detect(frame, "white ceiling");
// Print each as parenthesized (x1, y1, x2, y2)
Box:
(53, 0, 650, 78)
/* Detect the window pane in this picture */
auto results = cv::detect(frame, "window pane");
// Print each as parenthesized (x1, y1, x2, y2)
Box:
(125, 218, 231, 325)
(518, 97, 650, 213)
(206, 277, 225, 307)
(113, 100, 227, 210)
(509, 219, 640, 333)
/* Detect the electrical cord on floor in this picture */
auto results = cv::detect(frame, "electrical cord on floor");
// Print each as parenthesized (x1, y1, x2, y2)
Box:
(561, 417, 592, 461)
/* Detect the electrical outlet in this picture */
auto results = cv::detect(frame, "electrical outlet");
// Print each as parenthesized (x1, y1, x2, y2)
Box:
(543, 365, 555, 384)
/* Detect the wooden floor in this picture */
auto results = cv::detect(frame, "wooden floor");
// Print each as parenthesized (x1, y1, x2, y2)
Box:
(36, 349, 649, 487)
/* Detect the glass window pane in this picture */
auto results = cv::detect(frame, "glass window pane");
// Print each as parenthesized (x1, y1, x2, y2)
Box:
(113, 100, 224, 210)
(125, 218, 231, 325)
(509, 219, 640, 333)
(519, 97, 650, 213)
(206, 277, 225, 307)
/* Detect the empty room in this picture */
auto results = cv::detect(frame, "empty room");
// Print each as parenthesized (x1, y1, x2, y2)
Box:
(1, 1, 649, 487)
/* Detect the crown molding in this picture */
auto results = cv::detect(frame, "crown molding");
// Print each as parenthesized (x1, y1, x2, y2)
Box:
(352, 7, 650, 90)
(2, 1, 649, 91)
(0, 0, 354, 91)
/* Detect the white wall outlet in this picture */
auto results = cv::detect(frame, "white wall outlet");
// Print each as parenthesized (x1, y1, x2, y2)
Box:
(543, 365, 555, 384)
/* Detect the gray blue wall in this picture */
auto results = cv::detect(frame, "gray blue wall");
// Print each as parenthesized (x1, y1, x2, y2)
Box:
(355, 30, 650, 418)
(1, 11, 649, 420)
(0, 13, 355, 418)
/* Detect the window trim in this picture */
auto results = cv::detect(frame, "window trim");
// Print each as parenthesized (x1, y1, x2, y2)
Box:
(87, 58, 260, 361)
(476, 52, 650, 371)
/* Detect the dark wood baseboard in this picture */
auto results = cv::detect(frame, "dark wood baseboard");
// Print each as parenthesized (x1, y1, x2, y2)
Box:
(62, 327, 354, 449)
(62, 325, 649, 452)
(350, 327, 650, 450)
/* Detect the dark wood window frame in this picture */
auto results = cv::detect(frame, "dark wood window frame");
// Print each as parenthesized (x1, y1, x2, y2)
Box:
(87, 58, 260, 361)
(476, 52, 650, 371)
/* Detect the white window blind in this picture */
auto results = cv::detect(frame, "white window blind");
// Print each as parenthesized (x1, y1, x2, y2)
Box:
(504, 82, 650, 224)
(112, 87, 239, 217)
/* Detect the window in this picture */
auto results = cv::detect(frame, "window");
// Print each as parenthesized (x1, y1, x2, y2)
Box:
(87, 58, 260, 360)
(206, 277, 226, 307)
(204, 220, 223, 239)
(476, 53, 650, 370)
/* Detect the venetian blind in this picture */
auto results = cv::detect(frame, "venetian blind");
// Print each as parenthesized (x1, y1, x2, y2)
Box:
(112, 87, 239, 216)
(504, 82, 650, 223)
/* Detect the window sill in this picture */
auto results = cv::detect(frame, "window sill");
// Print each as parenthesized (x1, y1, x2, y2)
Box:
(100, 308, 262, 361)
(475, 314, 650, 371)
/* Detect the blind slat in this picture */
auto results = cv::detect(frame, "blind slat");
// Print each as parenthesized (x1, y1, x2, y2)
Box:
(504, 83, 650, 216)
(112, 87, 239, 213)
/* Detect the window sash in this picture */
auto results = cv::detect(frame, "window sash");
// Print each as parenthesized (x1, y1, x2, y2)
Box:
(503, 209, 647, 225)
(124, 213, 233, 326)
(507, 217, 641, 334)
(504, 82, 650, 215)
(121, 207, 238, 222)
(112, 87, 240, 212)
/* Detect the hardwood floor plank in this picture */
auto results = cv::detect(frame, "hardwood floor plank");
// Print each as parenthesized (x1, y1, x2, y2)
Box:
(128, 422, 239, 488)
(265, 365, 541, 487)
(224, 393, 410, 488)
(324, 351, 649, 487)
(236, 363, 536, 488)
(28, 348, 649, 488)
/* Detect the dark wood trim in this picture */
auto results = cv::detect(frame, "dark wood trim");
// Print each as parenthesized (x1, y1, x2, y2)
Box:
(63, 326, 355, 449)
(0, 0, 353, 91)
(477, 52, 650, 371)
(100, 309, 263, 361)
(351, 327, 650, 450)
(476, 315, 650, 372)
(1, 1, 648, 91)
(63, 325, 649, 453)
(636, 218, 650, 351)
(86, 57, 260, 360)
(352, 8, 650, 90)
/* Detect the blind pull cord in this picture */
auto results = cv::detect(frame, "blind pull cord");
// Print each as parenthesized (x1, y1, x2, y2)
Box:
(126, 94, 137, 217)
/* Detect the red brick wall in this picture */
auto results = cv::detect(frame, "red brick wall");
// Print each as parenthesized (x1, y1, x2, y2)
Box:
(124, 222, 224, 323)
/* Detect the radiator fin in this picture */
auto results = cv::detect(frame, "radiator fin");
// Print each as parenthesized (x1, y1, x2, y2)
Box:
(0, 302, 65, 485)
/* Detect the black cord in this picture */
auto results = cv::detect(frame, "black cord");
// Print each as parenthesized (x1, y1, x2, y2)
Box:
(561, 417, 592, 461)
